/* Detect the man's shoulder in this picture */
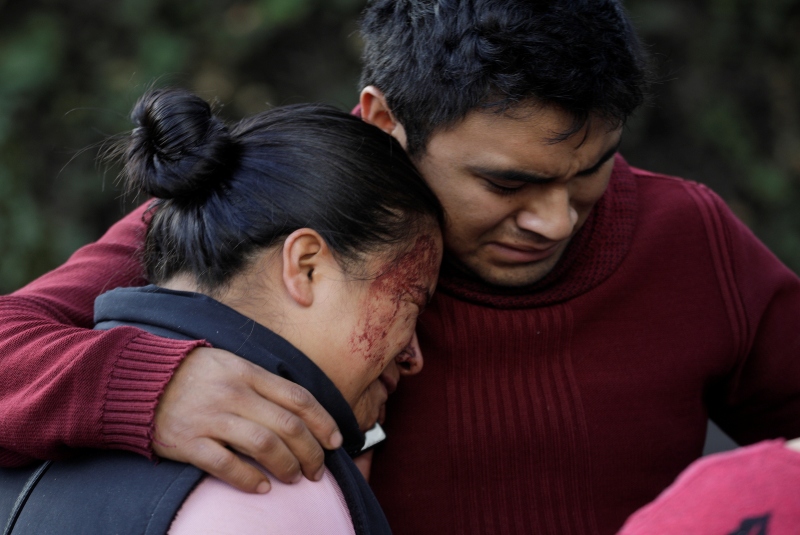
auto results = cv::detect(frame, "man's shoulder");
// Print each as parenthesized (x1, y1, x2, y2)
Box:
(629, 164, 706, 195)
(626, 163, 727, 219)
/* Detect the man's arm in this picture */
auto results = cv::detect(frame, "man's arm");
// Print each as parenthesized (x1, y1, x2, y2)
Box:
(696, 186, 800, 443)
(0, 202, 341, 492)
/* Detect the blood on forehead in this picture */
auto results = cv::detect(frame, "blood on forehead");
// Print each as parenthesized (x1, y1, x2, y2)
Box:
(348, 234, 440, 365)
(374, 233, 440, 301)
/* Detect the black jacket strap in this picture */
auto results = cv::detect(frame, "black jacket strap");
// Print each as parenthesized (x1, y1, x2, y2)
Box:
(2, 461, 51, 535)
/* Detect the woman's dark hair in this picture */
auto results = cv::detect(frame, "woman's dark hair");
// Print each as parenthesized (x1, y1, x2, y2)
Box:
(360, 0, 652, 155)
(115, 88, 443, 292)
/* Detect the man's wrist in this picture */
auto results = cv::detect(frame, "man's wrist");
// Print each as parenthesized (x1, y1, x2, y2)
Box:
(101, 330, 209, 457)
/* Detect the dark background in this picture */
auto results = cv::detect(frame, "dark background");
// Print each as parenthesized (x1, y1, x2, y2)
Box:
(2, 0, 794, 452)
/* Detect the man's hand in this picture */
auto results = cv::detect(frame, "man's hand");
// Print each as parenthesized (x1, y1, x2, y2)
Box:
(152, 347, 343, 493)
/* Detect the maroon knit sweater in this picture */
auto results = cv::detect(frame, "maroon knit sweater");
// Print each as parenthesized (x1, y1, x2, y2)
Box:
(369, 157, 800, 534)
(1, 157, 799, 534)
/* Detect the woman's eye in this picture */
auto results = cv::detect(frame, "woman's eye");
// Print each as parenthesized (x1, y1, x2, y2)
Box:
(405, 285, 429, 312)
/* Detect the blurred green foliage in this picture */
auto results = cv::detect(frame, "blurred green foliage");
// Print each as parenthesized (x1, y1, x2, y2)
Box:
(0, 0, 798, 292)
(0, 0, 365, 291)
(624, 0, 800, 265)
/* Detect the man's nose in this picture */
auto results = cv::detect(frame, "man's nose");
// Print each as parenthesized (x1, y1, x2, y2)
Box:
(515, 186, 578, 242)
(396, 332, 424, 376)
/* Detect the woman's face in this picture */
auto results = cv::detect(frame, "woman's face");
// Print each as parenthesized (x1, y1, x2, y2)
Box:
(322, 227, 443, 431)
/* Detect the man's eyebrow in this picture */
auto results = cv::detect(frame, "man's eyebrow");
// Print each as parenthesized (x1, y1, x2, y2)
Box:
(468, 138, 622, 184)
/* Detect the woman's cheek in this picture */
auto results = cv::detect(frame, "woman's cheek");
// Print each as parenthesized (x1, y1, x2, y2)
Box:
(349, 298, 399, 367)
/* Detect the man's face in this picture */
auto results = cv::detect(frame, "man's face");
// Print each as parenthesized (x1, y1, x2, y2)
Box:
(412, 105, 622, 287)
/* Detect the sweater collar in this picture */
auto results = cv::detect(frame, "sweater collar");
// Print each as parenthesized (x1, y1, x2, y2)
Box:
(94, 285, 365, 456)
(435, 154, 638, 309)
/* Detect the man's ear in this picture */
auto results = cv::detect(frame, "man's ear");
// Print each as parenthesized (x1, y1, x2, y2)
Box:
(359, 86, 408, 148)
(281, 228, 330, 307)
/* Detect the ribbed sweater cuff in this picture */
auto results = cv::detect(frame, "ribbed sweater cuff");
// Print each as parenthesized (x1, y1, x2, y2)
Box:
(101, 331, 209, 458)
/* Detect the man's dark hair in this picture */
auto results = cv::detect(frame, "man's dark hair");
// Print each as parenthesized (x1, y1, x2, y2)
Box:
(114, 88, 443, 293)
(360, 0, 651, 155)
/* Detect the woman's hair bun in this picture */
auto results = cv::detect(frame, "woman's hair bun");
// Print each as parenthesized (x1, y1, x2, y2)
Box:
(124, 88, 235, 200)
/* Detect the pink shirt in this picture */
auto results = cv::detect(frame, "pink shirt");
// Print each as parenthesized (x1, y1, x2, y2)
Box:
(618, 440, 800, 534)
(168, 464, 355, 535)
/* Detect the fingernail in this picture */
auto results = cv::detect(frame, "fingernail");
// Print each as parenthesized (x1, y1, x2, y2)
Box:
(313, 466, 326, 482)
(330, 430, 343, 449)
(291, 471, 303, 484)
(256, 481, 270, 494)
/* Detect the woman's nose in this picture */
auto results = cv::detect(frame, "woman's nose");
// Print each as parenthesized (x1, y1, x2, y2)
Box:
(396, 332, 424, 376)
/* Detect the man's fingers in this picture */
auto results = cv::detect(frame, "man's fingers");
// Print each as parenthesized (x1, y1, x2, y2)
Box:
(249, 369, 343, 450)
(215, 413, 321, 484)
(153, 347, 342, 491)
(180, 438, 272, 494)
(221, 385, 329, 481)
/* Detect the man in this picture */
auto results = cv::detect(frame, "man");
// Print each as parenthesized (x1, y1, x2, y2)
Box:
(1, 1, 799, 534)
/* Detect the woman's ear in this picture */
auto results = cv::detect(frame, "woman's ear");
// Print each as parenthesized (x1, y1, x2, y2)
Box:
(281, 228, 330, 307)
(359, 86, 408, 148)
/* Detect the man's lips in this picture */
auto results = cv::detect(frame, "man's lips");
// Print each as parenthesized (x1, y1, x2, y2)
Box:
(485, 241, 562, 263)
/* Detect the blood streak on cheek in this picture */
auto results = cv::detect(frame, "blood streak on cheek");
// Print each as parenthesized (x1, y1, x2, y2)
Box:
(349, 235, 439, 366)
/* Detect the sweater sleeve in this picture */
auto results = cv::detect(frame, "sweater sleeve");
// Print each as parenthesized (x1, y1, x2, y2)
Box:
(0, 202, 207, 466)
(694, 185, 800, 443)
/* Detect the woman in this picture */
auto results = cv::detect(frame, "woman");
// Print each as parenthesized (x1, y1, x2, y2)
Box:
(1, 89, 442, 534)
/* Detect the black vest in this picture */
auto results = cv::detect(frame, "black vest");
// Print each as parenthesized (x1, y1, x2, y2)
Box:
(1, 286, 391, 535)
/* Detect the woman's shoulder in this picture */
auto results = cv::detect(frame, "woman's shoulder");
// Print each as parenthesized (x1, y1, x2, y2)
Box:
(168, 462, 356, 535)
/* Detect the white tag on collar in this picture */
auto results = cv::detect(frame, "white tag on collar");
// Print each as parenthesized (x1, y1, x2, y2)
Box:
(361, 423, 387, 452)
